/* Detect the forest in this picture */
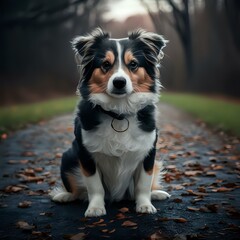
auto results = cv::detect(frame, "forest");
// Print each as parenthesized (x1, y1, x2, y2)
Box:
(1, 0, 240, 105)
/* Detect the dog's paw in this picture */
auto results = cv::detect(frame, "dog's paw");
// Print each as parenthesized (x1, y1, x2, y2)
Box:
(151, 190, 171, 200)
(136, 204, 157, 214)
(85, 206, 106, 217)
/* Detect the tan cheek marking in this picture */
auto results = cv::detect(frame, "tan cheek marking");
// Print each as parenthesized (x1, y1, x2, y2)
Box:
(131, 68, 153, 92)
(67, 174, 79, 195)
(89, 68, 114, 93)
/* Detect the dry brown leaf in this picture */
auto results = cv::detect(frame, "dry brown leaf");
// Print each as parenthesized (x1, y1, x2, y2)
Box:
(70, 232, 86, 240)
(115, 213, 126, 219)
(184, 171, 202, 177)
(173, 198, 182, 203)
(109, 229, 116, 234)
(166, 165, 177, 170)
(5, 185, 24, 193)
(93, 219, 104, 225)
(212, 187, 233, 192)
(121, 220, 137, 227)
(158, 217, 170, 222)
(18, 201, 32, 208)
(186, 190, 208, 197)
(7, 160, 18, 164)
(206, 171, 216, 177)
(169, 154, 177, 160)
(55, 153, 62, 158)
(118, 207, 129, 213)
(34, 167, 44, 172)
(16, 221, 35, 230)
(148, 231, 165, 240)
(187, 206, 200, 212)
(173, 218, 187, 223)
(21, 151, 35, 157)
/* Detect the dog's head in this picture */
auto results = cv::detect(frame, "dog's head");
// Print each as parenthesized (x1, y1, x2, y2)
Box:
(72, 28, 167, 113)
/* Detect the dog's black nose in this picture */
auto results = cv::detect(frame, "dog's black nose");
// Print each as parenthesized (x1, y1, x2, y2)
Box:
(113, 77, 126, 89)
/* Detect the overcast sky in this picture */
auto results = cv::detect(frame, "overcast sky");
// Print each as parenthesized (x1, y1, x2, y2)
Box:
(103, 0, 148, 22)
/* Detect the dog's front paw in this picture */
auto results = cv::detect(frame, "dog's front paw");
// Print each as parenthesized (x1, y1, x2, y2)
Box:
(85, 206, 106, 217)
(136, 203, 157, 214)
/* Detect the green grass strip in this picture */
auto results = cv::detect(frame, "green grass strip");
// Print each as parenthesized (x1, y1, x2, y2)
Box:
(161, 92, 240, 136)
(0, 96, 78, 132)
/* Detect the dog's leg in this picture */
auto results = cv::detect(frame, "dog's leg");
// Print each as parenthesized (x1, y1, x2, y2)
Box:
(135, 134, 158, 214)
(135, 163, 157, 213)
(135, 133, 169, 213)
(83, 169, 106, 217)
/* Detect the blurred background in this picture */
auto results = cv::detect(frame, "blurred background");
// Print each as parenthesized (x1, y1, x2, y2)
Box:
(1, 0, 240, 106)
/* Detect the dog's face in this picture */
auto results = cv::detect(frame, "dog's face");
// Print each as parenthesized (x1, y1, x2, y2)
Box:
(72, 28, 166, 111)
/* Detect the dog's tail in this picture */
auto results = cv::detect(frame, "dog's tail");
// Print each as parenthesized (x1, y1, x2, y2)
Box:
(151, 160, 171, 200)
(152, 160, 165, 191)
(49, 185, 87, 202)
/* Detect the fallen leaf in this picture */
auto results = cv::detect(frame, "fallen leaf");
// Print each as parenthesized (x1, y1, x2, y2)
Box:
(70, 232, 86, 240)
(173, 198, 182, 203)
(118, 207, 129, 213)
(185, 190, 208, 197)
(173, 218, 187, 223)
(39, 212, 53, 217)
(21, 151, 35, 157)
(205, 204, 219, 213)
(121, 220, 137, 227)
(16, 221, 35, 231)
(93, 219, 104, 225)
(184, 171, 202, 177)
(206, 171, 216, 177)
(148, 231, 164, 240)
(212, 187, 233, 192)
(34, 167, 44, 172)
(158, 217, 170, 222)
(115, 213, 126, 219)
(1, 133, 7, 140)
(187, 206, 200, 212)
(55, 153, 62, 158)
(18, 201, 32, 208)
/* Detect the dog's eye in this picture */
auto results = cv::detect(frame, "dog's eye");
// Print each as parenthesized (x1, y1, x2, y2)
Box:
(129, 60, 138, 71)
(101, 61, 112, 73)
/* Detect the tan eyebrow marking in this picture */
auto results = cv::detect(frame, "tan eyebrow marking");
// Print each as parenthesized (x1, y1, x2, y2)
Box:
(124, 50, 137, 65)
(104, 51, 115, 64)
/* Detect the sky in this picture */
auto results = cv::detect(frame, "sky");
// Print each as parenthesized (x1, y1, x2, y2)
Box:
(103, 0, 148, 22)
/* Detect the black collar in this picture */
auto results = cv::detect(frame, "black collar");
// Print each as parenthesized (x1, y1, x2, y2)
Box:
(97, 105, 126, 120)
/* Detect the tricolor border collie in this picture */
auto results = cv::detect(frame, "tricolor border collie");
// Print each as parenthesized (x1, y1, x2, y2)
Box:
(50, 28, 170, 217)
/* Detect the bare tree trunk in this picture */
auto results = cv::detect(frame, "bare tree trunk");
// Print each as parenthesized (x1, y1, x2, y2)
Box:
(224, 0, 240, 52)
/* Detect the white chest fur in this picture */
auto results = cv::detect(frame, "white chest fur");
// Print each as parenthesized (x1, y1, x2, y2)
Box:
(81, 115, 156, 157)
(81, 115, 156, 200)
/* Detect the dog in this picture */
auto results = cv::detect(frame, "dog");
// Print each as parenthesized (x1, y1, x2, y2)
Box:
(50, 28, 170, 217)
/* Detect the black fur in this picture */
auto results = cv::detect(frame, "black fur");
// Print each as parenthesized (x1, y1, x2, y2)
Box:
(137, 105, 156, 132)
(143, 133, 158, 172)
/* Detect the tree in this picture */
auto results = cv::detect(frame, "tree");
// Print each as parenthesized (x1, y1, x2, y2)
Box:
(224, 0, 240, 52)
(141, 0, 193, 87)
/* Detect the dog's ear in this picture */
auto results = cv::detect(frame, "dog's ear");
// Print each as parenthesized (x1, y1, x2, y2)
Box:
(72, 28, 110, 65)
(129, 29, 168, 60)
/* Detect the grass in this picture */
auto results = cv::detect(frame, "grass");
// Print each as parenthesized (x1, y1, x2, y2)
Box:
(161, 92, 240, 136)
(0, 93, 239, 136)
(0, 96, 77, 133)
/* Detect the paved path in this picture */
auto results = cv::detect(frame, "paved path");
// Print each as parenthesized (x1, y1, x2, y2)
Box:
(0, 103, 239, 240)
